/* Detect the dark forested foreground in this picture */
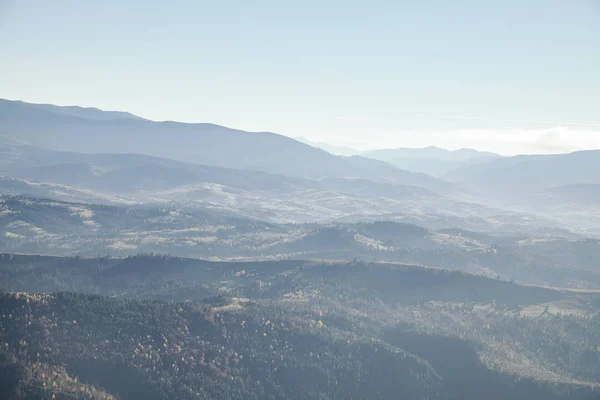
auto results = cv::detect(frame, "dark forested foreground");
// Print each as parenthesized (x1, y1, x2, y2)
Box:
(1, 254, 600, 399)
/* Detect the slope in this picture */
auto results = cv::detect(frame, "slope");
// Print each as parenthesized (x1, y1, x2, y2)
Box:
(1, 255, 599, 399)
(1, 197, 598, 288)
(0, 99, 455, 194)
(446, 150, 600, 198)
(364, 146, 502, 176)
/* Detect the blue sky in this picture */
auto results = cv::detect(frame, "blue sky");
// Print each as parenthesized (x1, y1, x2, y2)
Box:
(1, 0, 599, 154)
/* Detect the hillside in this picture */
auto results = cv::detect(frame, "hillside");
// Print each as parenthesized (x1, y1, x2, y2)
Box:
(294, 137, 359, 156)
(14, 100, 146, 121)
(446, 150, 600, 198)
(363, 146, 502, 177)
(1, 255, 599, 399)
(0, 174, 480, 226)
(511, 184, 600, 234)
(366, 147, 500, 162)
(0, 146, 313, 193)
(1, 197, 599, 289)
(0, 99, 454, 194)
(2, 145, 570, 229)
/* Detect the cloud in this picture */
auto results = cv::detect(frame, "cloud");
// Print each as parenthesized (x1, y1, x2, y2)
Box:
(424, 115, 600, 129)
(434, 127, 600, 155)
(312, 126, 600, 155)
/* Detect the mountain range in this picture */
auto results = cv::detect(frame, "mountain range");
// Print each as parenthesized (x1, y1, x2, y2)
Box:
(363, 146, 502, 177)
(1, 98, 600, 399)
(0, 99, 453, 193)
(2, 98, 599, 234)
(447, 150, 600, 198)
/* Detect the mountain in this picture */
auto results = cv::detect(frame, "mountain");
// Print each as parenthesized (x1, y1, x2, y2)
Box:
(0, 145, 314, 193)
(2, 196, 596, 288)
(0, 160, 570, 230)
(1, 254, 599, 399)
(443, 152, 600, 234)
(366, 146, 500, 162)
(363, 146, 502, 176)
(1, 145, 519, 227)
(0, 99, 455, 194)
(343, 155, 458, 193)
(294, 137, 360, 156)
(446, 150, 600, 198)
(528, 184, 600, 207)
(11, 99, 146, 121)
(0, 146, 445, 222)
(512, 184, 600, 234)
(0, 176, 139, 204)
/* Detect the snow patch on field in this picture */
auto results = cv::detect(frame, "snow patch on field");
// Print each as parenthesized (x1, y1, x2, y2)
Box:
(430, 232, 486, 250)
(107, 241, 138, 251)
(517, 237, 562, 246)
(187, 236, 219, 244)
(354, 233, 389, 250)
(140, 235, 171, 245)
(4, 231, 24, 239)
(68, 205, 94, 219)
(68, 205, 100, 228)
(6, 221, 31, 229)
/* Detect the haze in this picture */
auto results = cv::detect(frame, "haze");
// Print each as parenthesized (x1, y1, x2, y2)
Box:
(1, 0, 599, 154)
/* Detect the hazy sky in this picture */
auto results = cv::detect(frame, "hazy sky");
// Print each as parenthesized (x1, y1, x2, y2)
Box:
(1, 0, 599, 154)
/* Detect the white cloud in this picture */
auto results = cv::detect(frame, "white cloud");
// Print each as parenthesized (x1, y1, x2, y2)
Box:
(310, 126, 600, 155)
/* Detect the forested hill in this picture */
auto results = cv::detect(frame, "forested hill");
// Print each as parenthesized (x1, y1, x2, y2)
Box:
(1, 254, 600, 399)
(1, 290, 599, 400)
(0, 253, 577, 306)
(0, 291, 442, 400)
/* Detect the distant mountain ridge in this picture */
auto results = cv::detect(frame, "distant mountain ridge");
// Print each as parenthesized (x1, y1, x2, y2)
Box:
(294, 137, 360, 156)
(363, 146, 503, 177)
(0, 144, 451, 196)
(447, 150, 600, 197)
(13, 99, 147, 121)
(0, 145, 574, 233)
(0, 99, 456, 195)
(365, 146, 501, 161)
(3, 98, 598, 235)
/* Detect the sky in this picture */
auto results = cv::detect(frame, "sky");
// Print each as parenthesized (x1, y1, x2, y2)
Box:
(1, 0, 599, 155)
